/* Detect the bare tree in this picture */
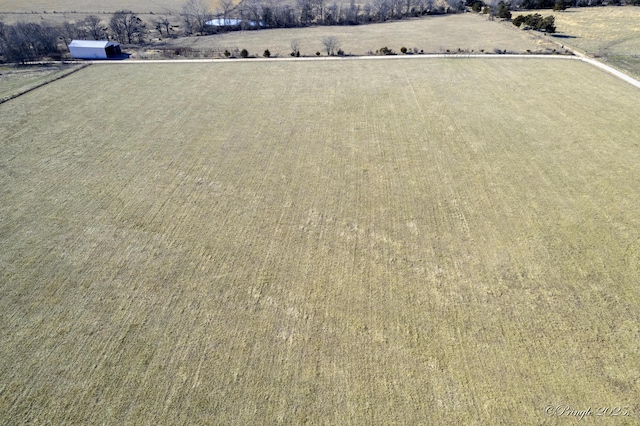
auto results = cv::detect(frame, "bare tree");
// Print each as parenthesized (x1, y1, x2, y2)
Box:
(314, 0, 327, 23)
(362, 3, 373, 21)
(325, 2, 339, 24)
(347, 0, 360, 24)
(153, 15, 172, 37)
(373, 0, 392, 21)
(82, 15, 105, 40)
(59, 20, 87, 44)
(425, 0, 435, 12)
(218, 0, 235, 25)
(413, 0, 429, 15)
(297, 0, 316, 25)
(110, 11, 143, 44)
(239, 0, 261, 21)
(321, 35, 340, 55)
(290, 38, 301, 56)
(182, 0, 213, 35)
(0, 22, 59, 63)
(268, 4, 297, 27)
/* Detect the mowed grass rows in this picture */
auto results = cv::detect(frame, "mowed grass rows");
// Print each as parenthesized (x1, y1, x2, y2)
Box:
(0, 59, 639, 424)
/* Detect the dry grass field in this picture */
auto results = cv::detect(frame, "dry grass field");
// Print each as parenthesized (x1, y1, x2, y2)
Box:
(0, 0, 197, 14)
(0, 64, 84, 102)
(1, 58, 640, 424)
(163, 13, 559, 57)
(548, 6, 640, 78)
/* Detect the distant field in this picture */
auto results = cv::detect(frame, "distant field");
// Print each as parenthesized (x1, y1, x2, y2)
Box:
(548, 6, 640, 78)
(1, 58, 639, 424)
(0, 0, 195, 14)
(162, 14, 558, 57)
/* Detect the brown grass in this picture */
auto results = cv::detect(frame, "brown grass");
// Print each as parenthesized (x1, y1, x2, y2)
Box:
(0, 0, 198, 14)
(0, 63, 86, 102)
(1, 59, 639, 424)
(159, 14, 558, 57)
(534, 6, 640, 79)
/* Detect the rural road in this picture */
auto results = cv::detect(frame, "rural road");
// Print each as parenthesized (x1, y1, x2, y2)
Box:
(88, 53, 640, 90)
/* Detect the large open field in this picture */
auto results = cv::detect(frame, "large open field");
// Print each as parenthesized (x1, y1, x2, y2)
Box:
(549, 6, 640, 79)
(1, 58, 639, 424)
(0, 0, 196, 14)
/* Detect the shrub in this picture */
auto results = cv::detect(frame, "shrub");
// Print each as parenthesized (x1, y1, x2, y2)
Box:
(224, 49, 231, 57)
(553, 0, 567, 10)
(513, 13, 555, 33)
(400, 46, 407, 54)
(240, 48, 249, 58)
(174, 47, 194, 57)
(316, 51, 320, 56)
(471, 1, 484, 12)
(496, 1, 511, 19)
(542, 15, 556, 33)
(513, 15, 525, 27)
(263, 49, 271, 57)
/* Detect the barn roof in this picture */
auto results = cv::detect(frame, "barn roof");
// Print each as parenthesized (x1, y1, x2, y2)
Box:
(205, 18, 243, 27)
(205, 18, 263, 27)
(69, 40, 119, 48)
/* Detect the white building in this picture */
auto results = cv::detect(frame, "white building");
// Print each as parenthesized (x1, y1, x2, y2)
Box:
(205, 19, 263, 28)
(69, 40, 121, 59)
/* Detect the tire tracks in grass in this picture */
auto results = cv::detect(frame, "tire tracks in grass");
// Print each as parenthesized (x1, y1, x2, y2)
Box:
(400, 61, 550, 413)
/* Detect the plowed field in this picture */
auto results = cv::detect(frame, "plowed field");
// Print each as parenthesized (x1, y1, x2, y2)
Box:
(1, 59, 639, 424)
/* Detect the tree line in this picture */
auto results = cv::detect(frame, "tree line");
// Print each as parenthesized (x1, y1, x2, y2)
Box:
(0, 0, 462, 62)
(181, 0, 463, 35)
(0, 11, 148, 62)
(0, 0, 636, 63)
(181, 0, 638, 33)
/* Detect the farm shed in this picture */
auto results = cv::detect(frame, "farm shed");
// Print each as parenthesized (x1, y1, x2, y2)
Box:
(69, 40, 121, 59)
